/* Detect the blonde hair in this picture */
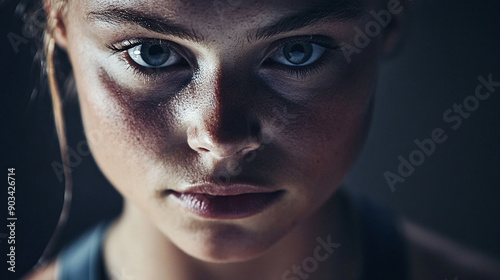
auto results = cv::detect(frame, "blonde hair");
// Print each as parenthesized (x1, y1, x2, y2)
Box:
(34, 0, 73, 270)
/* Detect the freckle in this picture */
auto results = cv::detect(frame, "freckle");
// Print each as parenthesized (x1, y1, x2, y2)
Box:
(316, 159, 320, 163)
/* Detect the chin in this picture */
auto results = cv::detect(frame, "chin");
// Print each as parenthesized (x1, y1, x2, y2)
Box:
(173, 222, 285, 263)
(189, 246, 266, 264)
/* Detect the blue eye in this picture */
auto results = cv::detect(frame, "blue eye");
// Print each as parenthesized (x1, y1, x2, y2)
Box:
(270, 42, 326, 66)
(127, 43, 183, 68)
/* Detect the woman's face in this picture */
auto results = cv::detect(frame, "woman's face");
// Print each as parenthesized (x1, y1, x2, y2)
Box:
(56, 0, 387, 262)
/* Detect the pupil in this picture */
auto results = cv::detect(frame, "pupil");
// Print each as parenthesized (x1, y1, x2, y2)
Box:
(284, 43, 313, 65)
(142, 44, 170, 66)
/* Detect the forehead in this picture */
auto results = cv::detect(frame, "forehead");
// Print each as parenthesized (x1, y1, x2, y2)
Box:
(76, 0, 368, 30)
(82, 0, 366, 15)
(71, 0, 372, 52)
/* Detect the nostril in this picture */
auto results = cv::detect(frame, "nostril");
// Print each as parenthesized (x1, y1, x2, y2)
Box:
(187, 120, 262, 158)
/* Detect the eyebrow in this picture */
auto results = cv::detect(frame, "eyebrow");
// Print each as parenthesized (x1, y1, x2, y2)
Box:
(86, 3, 365, 43)
(87, 9, 205, 42)
(252, 4, 365, 41)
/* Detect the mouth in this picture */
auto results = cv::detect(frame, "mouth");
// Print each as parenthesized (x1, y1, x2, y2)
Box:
(165, 184, 284, 219)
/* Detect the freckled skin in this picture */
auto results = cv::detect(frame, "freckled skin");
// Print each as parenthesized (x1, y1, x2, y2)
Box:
(55, 0, 386, 277)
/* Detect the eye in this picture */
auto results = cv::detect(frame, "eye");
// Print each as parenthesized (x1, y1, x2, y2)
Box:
(127, 43, 184, 68)
(269, 42, 326, 66)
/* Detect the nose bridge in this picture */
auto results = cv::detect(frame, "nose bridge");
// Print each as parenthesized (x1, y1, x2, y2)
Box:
(187, 65, 260, 158)
(209, 69, 248, 139)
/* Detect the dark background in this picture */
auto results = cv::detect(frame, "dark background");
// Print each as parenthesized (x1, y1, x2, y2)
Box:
(1, 0, 499, 278)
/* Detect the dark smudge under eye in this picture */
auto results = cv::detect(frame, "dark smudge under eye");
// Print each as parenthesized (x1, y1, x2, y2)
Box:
(94, 67, 294, 188)
(97, 66, 192, 104)
(97, 67, 183, 152)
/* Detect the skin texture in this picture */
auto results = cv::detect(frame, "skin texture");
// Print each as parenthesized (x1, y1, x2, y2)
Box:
(60, 0, 380, 265)
(23, 1, 500, 279)
(31, 0, 414, 279)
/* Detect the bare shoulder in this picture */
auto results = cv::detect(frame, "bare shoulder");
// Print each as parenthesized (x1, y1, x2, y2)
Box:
(22, 261, 57, 280)
(402, 218, 500, 280)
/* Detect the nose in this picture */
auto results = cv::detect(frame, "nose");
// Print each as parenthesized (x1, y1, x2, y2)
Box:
(186, 71, 261, 159)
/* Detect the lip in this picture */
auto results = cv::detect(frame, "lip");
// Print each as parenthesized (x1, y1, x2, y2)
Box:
(166, 184, 284, 219)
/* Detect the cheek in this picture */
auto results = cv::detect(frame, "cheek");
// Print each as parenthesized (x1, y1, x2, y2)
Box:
(259, 43, 379, 195)
(285, 102, 370, 183)
(72, 62, 187, 201)
(275, 67, 375, 208)
(69, 26, 375, 216)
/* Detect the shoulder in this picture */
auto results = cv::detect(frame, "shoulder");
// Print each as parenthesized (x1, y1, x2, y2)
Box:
(401, 218, 500, 280)
(22, 261, 57, 280)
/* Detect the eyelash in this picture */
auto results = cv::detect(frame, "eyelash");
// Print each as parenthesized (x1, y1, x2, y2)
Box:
(265, 36, 341, 79)
(280, 58, 329, 79)
(106, 38, 187, 80)
(106, 36, 340, 80)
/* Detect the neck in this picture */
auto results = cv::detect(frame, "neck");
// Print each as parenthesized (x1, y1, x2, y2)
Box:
(103, 189, 362, 280)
